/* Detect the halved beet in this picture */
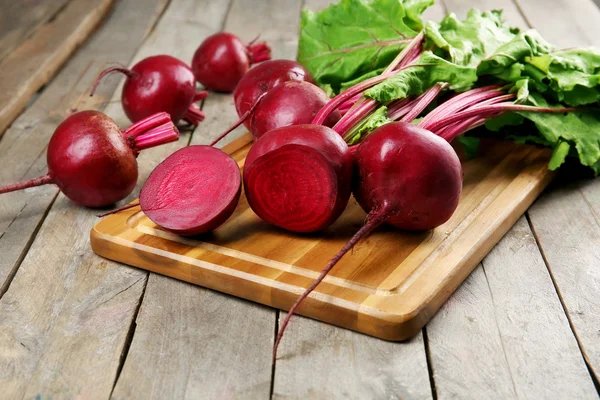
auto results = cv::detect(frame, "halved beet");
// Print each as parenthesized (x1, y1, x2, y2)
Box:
(140, 146, 241, 235)
(243, 124, 352, 233)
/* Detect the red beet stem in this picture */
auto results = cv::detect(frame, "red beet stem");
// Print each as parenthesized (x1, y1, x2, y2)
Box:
(247, 42, 272, 64)
(210, 93, 266, 147)
(183, 103, 206, 125)
(400, 83, 447, 123)
(272, 207, 391, 363)
(0, 174, 53, 195)
(89, 66, 136, 97)
(194, 90, 209, 102)
(97, 201, 140, 218)
(430, 103, 575, 142)
(122, 112, 179, 152)
(326, 32, 426, 133)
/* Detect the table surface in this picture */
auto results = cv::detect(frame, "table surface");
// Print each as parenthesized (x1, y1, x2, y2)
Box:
(0, 0, 599, 399)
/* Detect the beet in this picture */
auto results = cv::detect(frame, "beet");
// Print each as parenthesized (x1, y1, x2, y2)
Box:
(234, 60, 314, 131)
(91, 55, 208, 125)
(0, 111, 178, 207)
(272, 122, 463, 360)
(192, 32, 271, 93)
(243, 124, 352, 233)
(250, 81, 340, 140)
(139, 146, 241, 236)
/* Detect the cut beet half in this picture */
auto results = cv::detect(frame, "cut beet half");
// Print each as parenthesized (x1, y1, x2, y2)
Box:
(140, 146, 241, 236)
(243, 125, 352, 233)
(244, 144, 338, 232)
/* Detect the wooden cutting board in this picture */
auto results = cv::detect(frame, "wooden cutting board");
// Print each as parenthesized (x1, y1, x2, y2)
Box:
(91, 133, 554, 341)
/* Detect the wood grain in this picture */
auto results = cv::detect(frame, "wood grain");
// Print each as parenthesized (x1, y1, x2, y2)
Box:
(0, 0, 170, 398)
(427, 218, 597, 399)
(0, 0, 114, 137)
(273, 314, 432, 400)
(423, 0, 598, 398)
(515, 0, 600, 383)
(0, 0, 70, 62)
(108, 1, 276, 398)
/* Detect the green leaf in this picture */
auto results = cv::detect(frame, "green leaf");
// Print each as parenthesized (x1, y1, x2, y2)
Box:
(425, 9, 516, 67)
(344, 106, 391, 144)
(364, 51, 478, 102)
(297, 0, 430, 93)
(549, 141, 571, 170)
(478, 30, 553, 75)
(458, 136, 480, 159)
(365, 9, 518, 103)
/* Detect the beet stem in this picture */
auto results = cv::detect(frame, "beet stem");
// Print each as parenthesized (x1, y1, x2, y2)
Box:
(209, 93, 266, 147)
(427, 103, 575, 141)
(122, 112, 179, 151)
(97, 202, 140, 218)
(272, 207, 391, 363)
(0, 173, 53, 195)
(89, 66, 136, 97)
(247, 42, 272, 64)
(399, 83, 447, 123)
(194, 90, 209, 102)
(183, 103, 206, 126)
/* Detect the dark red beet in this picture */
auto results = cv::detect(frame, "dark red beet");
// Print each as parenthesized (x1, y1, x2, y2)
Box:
(91, 55, 208, 125)
(139, 146, 241, 236)
(243, 125, 352, 233)
(0, 111, 178, 207)
(272, 122, 463, 361)
(234, 60, 314, 130)
(192, 32, 271, 93)
(250, 81, 340, 140)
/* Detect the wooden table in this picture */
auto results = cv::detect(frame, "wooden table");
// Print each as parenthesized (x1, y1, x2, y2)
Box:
(0, 0, 599, 398)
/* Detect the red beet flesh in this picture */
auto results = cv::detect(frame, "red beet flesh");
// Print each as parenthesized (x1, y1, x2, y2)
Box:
(0, 111, 178, 207)
(91, 55, 207, 125)
(250, 81, 340, 140)
(273, 122, 463, 360)
(140, 146, 241, 236)
(234, 60, 314, 131)
(243, 125, 352, 233)
(192, 32, 271, 93)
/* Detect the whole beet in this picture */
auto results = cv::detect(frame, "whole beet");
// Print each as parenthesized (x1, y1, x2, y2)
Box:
(192, 32, 271, 92)
(91, 55, 207, 125)
(0, 111, 179, 207)
(250, 81, 340, 140)
(234, 60, 314, 131)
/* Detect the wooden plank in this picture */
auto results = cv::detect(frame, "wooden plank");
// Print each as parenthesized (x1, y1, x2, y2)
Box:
(514, 0, 600, 382)
(424, 1, 599, 397)
(427, 218, 597, 399)
(0, 0, 70, 62)
(112, 274, 274, 399)
(0, 0, 170, 398)
(0, 0, 114, 137)
(273, 314, 432, 399)
(426, 265, 517, 399)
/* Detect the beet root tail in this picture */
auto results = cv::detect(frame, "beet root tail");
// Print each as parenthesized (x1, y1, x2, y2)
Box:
(0, 174, 53, 195)
(272, 207, 391, 364)
(97, 201, 141, 218)
(122, 112, 179, 152)
(89, 66, 136, 97)
(209, 93, 266, 147)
